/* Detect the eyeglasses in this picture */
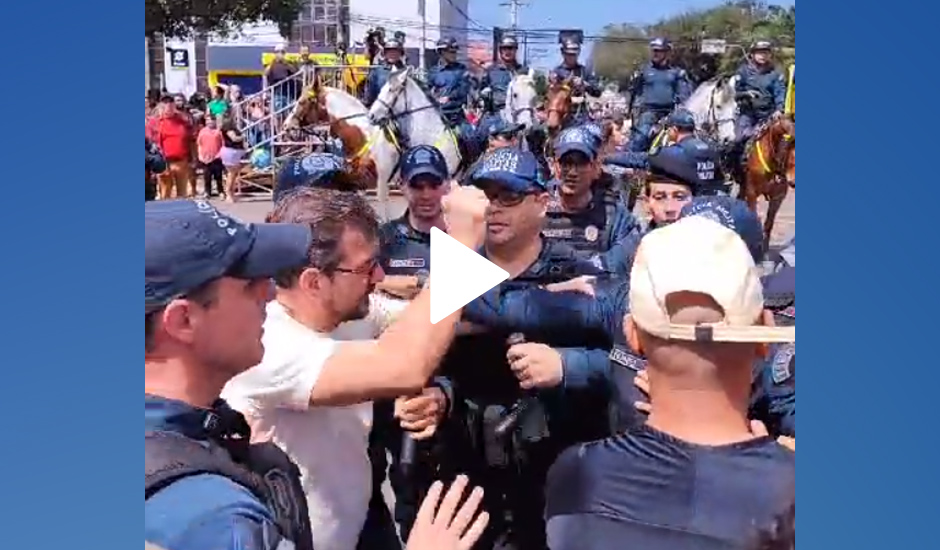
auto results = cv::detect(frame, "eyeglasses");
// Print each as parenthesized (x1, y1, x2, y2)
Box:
(333, 257, 380, 276)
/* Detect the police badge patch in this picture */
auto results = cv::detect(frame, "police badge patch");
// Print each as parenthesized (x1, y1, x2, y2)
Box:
(584, 225, 599, 242)
(771, 344, 795, 384)
(610, 346, 647, 372)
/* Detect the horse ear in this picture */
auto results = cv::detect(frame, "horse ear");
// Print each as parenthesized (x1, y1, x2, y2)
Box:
(527, 68, 535, 79)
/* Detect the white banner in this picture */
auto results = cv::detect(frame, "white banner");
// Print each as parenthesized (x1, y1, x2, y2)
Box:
(163, 39, 197, 98)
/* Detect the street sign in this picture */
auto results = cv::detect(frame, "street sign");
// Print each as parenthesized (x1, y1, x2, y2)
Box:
(700, 39, 728, 54)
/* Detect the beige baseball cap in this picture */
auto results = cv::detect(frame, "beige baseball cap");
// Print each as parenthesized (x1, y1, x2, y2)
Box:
(628, 216, 796, 343)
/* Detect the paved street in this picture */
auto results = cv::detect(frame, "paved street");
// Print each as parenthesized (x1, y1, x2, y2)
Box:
(213, 188, 796, 246)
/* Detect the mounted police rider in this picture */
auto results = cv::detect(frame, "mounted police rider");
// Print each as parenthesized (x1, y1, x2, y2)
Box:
(606, 109, 728, 196)
(363, 36, 408, 108)
(550, 39, 601, 99)
(477, 35, 529, 141)
(627, 37, 692, 153)
(427, 37, 476, 161)
(733, 40, 787, 148)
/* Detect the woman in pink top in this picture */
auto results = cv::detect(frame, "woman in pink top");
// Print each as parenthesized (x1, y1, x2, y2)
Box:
(196, 116, 225, 198)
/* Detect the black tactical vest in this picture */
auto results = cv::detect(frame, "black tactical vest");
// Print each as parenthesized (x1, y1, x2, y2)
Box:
(542, 184, 619, 254)
(145, 424, 313, 550)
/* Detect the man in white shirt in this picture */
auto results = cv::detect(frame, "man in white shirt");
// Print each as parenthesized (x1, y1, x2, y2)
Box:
(222, 185, 487, 550)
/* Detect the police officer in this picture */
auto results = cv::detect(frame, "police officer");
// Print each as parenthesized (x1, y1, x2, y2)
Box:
(436, 147, 614, 550)
(372, 145, 459, 545)
(461, 119, 526, 185)
(145, 200, 314, 550)
(627, 38, 692, 153)
(606, 110, 728, 195)
(364, 37, 408, 107)
(733, 40, 787, 146)
(550, 39, 601, 98)
(273, 152, 357, 203)
(462, 195, 769, 435)
(751, 234, 796, 437)
(477, 35, 530, 140)
(543, 126, 641, 273)
(427, 38, 475, 155)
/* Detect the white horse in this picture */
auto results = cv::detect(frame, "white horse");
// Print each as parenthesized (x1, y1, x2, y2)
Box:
(366, 67, 462, 176)
(682, 75, 738, 143)
(501, 70, 539, 131)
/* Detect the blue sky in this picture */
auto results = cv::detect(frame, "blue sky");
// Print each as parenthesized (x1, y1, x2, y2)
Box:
(467, 0, 795, 68)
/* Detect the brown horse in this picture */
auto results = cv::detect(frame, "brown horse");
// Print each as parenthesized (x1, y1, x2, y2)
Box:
(544, 78, 575, 136)
(284, 70, 400, 192)
(740, 113, 796, 249)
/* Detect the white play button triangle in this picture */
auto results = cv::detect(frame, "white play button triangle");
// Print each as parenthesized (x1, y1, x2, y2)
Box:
(429, 227, 510, 324)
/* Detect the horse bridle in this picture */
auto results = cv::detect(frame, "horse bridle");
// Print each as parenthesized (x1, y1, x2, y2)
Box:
(372, 76, 448, 127)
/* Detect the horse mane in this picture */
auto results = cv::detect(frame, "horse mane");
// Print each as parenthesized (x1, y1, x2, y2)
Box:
(744, 112, 792, 155)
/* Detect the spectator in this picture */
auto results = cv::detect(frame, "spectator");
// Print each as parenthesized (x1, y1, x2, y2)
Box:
(544, 215, 796, 549)
(219, 115, 246, 202)
(197, 116, 225, 198)
(144, 199, 315, 550)
(207, 86, 229, 119)
(154, 98, 194, 199)
(266, 44, 297, 113)
(220, 186, 487, 550)
(145, 138, 166, 202)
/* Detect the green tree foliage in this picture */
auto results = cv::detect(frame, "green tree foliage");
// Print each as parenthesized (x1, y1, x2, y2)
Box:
(590, 1, 795, 85)
(145, 0, 305, 39)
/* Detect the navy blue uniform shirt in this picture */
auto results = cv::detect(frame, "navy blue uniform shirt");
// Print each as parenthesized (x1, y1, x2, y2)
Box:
(145, 395, 284, 550)
(545, 425, 796, 549)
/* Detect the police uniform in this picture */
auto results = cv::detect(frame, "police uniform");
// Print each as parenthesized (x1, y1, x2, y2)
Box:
(627, 38, 693, 153)
(543, 128, 642, 268)
(419, 149, 615, 550)
(145, 397, 313, 550)
(363, 39, 408, 107)
(750, 236, 796, 437)
(733, 41, 787, 143)
(550, 40, 601, 98)
(477, 37, 530, 147)
(144, 201, 315, 550)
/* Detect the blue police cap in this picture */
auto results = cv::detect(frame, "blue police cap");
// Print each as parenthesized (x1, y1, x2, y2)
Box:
(469, 147, 544, 193)
(679, 196, 765, 264)
(762, 265, 795, 310)
(666, 109, 696, 131)
(561, 40, 581, 53)
(487, 118, 524, 137)
(649, 37, 671, 50)
(647, 145, 702, 188)
(384, 39, 403, 51)
(274, 153, 349, 203)
(145, 200, 311, 312)
(499, 35, 519, 48)
(554, 127, 597, 160)
(401, 145, 448, 183)
(579, 122, 606, 149)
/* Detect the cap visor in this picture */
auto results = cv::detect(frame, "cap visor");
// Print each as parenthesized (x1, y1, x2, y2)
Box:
(762, 266, 795, 309)
(403, 166, 447, 184)
(556, 143, 596, 160)
(235, 223, 312, 279)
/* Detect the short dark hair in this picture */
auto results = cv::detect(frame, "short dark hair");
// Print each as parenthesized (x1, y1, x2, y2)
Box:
(144, 280, 219, 353)
(266, 188, 379, 288)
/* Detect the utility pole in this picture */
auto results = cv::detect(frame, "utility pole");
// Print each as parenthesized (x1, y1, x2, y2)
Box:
(499, 0, 527, 30)
(418, 0, 427, 71)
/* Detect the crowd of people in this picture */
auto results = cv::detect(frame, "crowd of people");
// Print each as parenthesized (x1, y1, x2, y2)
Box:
(145, 103, 796, 550)
(145, 29, 795, 550)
